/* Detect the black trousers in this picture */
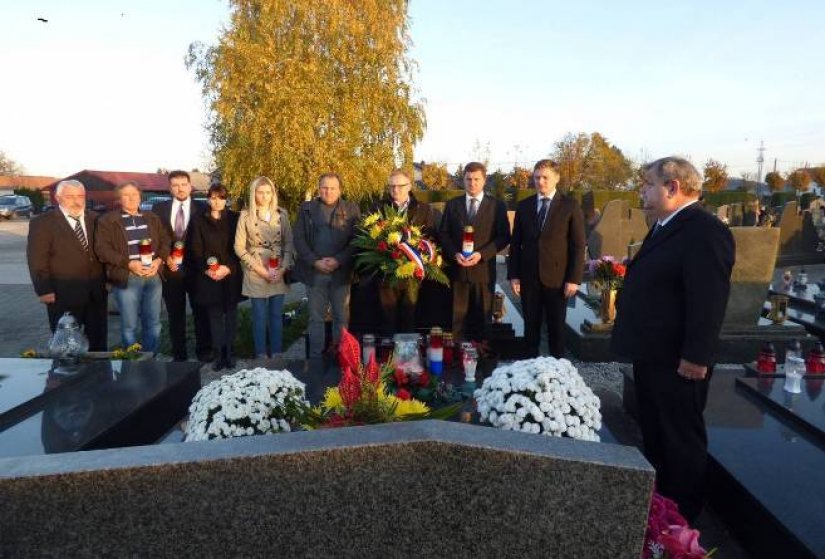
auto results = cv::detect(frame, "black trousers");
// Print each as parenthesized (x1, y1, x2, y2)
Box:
(378, 282, 416, 336)
(521, 283, 567, 358)
(633, 359, 713, 523)
(47, 297, 108, 351)
(161, 272, 212, 360)
(208, 304, 238, 358)
(451, 280, 492, 342)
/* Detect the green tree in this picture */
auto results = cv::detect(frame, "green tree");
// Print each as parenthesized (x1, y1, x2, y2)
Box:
(551, 132, 634, 191)
(487, 170, 510, 201)
(787, 169, 812, 193)
(702, 159, 729, 193)
(420, 162, 452, 190)
(0, 151, 23, 176)
(186, 0, 425, 212)
(764, 171, 784, 192)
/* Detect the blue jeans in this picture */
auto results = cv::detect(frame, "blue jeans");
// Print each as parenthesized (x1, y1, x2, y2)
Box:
(113, 274, 162, 353)
(251, 295, 284, 356)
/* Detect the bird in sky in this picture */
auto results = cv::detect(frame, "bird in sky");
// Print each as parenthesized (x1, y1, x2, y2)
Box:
(36, 17, 48, 23)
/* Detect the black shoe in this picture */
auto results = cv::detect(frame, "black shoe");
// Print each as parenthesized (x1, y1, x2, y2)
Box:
(212, 357, 225, 372)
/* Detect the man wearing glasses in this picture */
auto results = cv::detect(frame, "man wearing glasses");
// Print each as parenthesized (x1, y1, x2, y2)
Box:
(374, 169, 436, 334)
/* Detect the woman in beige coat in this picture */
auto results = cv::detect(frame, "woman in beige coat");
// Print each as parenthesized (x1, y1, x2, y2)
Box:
(234, 176, 294, 358)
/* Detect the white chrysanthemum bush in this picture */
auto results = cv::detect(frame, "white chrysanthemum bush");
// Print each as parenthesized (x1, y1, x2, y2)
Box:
(185, 368, 309, 441)
(474, 357, 602, 441)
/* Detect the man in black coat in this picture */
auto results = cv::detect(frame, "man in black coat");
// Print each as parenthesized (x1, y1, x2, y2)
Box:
(508, 159, 585, 357)
(27, 180, 108, 350)
(439, 161, 510, 342)
(152, 170, 211, 361)
(611, 156, 735, 522)
(372, 168, 437, 335)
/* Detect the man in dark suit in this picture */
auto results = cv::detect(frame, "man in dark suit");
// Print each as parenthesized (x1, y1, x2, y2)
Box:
(27, 180, 108, 350)
(152, 170, 211, 361)
(373, 168, 437, 335)
(508, 159, 585, 357)
(439, 161, 510, 342)
(611, 156, 735, 522)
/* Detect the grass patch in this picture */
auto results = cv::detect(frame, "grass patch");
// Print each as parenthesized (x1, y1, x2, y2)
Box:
(159, 300, 308, 358)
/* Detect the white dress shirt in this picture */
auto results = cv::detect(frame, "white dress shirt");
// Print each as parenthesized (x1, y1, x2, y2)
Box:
(658, 199, 698, 228)
(171, 198, 192, 231)
(466, 193, 484, 215)
(61, 208, 87, 239)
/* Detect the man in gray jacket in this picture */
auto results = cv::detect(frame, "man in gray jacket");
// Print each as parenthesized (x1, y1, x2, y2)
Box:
(294, 173, 361, 357)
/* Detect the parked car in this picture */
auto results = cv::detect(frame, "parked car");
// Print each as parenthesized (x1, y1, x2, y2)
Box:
(0, 195, 33, 219)
(139, 195, 171, 212)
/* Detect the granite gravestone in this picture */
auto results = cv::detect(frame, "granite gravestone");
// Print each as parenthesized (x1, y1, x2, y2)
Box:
(586, 200, 650, 260)
(0, 421, 655, 557)
(776, 201, 821, 266)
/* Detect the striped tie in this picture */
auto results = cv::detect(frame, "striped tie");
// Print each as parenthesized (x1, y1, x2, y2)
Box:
(72, 216, 88, 251)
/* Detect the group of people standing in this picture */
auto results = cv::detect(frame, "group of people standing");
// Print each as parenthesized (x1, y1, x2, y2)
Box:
(26, 156, 735, 523)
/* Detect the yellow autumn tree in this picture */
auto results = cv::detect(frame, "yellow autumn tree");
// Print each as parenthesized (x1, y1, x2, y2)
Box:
(420, 162, 452, 190)
(186, 0, 425, 212)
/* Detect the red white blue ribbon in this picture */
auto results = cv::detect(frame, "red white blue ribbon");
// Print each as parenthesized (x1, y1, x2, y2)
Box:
(398, 241, 425, 273)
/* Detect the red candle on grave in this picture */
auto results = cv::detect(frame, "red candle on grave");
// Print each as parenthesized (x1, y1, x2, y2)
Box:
(269, 256, 279, 270)
(139, 239, 153, 267)
(806, 342, 825, 374)
(443, 333, 454, 366)
(207, 256, 219, 272)
(756, 342, 777, 374)
(171, 241, 184, 266)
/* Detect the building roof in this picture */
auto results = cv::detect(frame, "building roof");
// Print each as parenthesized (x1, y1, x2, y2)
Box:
(43, 170, 211, 193)
(0, 175, 60, 190)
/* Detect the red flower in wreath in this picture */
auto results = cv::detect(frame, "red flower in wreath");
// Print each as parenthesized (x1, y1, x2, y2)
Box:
(393, 368, 409, 386)
(396, 388, 412, 401)
(612, 263, 627, 277)
(414, 267, 424, 280)
(418, 370, 431, 387)
(391, 250, 402, 259)
(377, 241, 388, 252)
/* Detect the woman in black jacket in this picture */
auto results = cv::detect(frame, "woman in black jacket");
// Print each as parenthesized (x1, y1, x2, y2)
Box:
(188, 183, 243, 370)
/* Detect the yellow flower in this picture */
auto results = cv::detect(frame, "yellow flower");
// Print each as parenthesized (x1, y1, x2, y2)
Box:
(409, 226, 422, 238)
(396, 261, 416, 278)
(127, 343, 142, 353)
(387, 231, 402, 245)
(435, 255, 443, 267)
(321, 387, 344, 410)
(390, 216, 404, 227)
(363, 213, 380, 227)
(369, 224, 382, 239)
(21, 348, 37, 358)
(393, 396, 430, 417)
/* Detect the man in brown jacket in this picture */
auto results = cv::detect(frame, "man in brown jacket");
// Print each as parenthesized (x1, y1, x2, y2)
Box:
(508, 159, 585, 357)
(95, 181, 169, 353)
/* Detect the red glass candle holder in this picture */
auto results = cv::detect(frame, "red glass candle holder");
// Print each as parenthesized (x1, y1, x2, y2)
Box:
(207, 256, 219, 272)
(756, 342, 777, 374)
(461, 226, 474, 257)
(139, 239, 153, 267)
(171, 241, 184, 266)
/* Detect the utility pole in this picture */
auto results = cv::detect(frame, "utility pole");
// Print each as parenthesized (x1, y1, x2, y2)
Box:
(756, 140, 766, 185)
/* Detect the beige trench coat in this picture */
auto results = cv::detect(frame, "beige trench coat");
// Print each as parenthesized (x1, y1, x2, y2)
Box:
(234, 208, 294, 298)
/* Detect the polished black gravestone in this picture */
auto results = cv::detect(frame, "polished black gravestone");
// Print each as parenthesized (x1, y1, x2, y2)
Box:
(0, 358, 201, 458)
(623, 367, 825, 559)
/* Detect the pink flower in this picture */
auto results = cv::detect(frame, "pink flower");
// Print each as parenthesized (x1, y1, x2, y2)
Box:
(659, 525, 707, 559)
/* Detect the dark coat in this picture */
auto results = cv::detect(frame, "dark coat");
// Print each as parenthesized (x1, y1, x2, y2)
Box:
(151, 198, 207, 282)
(438, 194, 511, 284)
(610, 203, 735, 366)
(27, 209, 107, 305)
(293, 198, 360, 284)
(370, 194, 437, 238)
(507, 193, 586, 288)
(189, 209, 243, 307)
(94, 210, 171, 288)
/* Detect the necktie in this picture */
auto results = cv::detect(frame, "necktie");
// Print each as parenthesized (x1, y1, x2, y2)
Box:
(468, 197, 478, 221)
(174, 203, 185, 240)
(537, 197, 550, 229)
(72, 216, 88, 251)
(650, 223, 663, 238)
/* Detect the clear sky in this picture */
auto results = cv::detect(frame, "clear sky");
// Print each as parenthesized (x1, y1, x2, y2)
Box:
(1, 0, 823, 179)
